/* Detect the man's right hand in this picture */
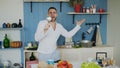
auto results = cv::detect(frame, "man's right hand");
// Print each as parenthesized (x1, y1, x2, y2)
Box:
(44, 23, 50, 33)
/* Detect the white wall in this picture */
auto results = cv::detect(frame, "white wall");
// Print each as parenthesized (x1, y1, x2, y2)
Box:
(0, 0, 23, 64)
(107, 0, 120, 45)
(0, 49, 21, 64)
(107, 0, 120, 67)
(0, 0, 24, 41)
(0, 0, 23, 25)
(114, 44, 120, 67)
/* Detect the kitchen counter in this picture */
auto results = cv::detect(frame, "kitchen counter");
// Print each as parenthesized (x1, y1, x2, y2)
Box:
(58, 46, 113, 62)
(57, 45, 113, 49)
(24, 46, 114, 68)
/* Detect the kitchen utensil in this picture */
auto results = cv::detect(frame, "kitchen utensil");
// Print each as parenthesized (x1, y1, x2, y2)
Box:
(80, 40, 94, 47)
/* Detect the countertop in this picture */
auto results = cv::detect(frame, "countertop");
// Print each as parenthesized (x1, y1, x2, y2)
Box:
(24, 45, 113, 52)
(57, 45, 113, 49)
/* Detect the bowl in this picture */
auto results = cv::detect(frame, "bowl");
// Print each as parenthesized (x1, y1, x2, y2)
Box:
(10, 41, 22, 48)
(80, 40, 94, 47)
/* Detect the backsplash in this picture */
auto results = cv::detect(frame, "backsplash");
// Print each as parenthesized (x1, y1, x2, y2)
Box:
(24, 0, 107, 45)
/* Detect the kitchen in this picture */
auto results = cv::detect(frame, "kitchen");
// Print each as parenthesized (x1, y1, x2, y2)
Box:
(0, 0, 120, 68)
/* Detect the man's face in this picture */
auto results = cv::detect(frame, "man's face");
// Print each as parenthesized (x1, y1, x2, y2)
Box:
(48, 9, 57, 21)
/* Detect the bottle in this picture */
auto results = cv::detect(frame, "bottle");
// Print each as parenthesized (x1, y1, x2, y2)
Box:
(2, 23, 7, 28)
(3, 34, 10, 48)
(82, 7, 86, 13)
(29, 52, 36, 61)
(18, 19, 23, 28)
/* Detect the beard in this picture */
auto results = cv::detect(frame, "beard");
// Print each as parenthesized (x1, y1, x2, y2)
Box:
(51, 17, 57, 22)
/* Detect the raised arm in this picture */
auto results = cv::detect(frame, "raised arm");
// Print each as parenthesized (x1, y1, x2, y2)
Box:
(60, 19, 85, 38)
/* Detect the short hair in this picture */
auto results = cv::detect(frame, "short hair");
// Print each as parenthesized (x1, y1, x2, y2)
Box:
(48, 7, 57, 12)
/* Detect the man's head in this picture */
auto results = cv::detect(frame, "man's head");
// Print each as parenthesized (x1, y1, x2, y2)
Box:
(48, 7, 57, 21)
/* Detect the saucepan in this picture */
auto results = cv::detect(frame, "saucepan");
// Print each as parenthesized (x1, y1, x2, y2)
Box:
(80, 40, 94, 47)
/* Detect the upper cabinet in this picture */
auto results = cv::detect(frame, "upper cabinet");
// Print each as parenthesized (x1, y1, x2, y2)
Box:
(24, 0, 69, 2)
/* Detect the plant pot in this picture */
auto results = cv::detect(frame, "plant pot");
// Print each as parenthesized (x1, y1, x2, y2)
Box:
(74, 4, 82, 13)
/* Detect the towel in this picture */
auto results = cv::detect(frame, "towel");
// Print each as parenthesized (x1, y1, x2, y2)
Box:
(95, 25, 103, 46)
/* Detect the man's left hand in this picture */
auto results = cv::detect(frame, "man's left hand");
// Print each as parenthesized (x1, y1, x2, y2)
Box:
(76, 19, 86, 26)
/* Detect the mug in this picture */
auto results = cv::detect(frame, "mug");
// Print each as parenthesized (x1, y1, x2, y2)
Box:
(47, 59, 54, 65)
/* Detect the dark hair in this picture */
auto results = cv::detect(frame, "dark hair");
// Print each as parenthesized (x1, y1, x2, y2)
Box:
(48, 7, 57, 12)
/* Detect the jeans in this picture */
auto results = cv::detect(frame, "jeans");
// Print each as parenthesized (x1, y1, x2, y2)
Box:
(38, 49, 60, 62)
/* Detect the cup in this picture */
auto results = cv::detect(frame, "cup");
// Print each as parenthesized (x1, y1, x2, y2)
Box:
(47, 59, 54, 65)
(92, 8, 96, 13)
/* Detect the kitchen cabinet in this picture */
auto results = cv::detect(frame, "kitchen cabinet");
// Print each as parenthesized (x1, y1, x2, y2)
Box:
(23, 46, 114, 68)
(24, 50, 38, 68)
(59, 46, 113, 62)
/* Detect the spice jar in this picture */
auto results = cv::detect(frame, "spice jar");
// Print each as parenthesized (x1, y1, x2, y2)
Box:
(7, 23, 11, 28)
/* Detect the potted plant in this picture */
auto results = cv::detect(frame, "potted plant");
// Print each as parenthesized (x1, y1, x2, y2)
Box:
(69, 0, 84, 13)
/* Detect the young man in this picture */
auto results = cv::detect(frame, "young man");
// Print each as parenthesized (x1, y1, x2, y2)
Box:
(35, 7, 85, 62)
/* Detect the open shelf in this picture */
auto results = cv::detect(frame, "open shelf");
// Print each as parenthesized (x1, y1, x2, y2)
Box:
(0, 28, 23, 31)
(24, 0, 69, 2)
(67, 12, 109, 15)
(67, 12, 109, 24)
(0, 48, 22, 50)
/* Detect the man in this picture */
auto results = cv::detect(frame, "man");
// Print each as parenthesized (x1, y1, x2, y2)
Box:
(35, 7, 85, 62)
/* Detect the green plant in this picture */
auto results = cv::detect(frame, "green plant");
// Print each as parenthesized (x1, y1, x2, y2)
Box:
(69, 0, 84, 7)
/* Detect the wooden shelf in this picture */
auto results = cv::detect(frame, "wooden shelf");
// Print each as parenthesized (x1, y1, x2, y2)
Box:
(24, 0, 69, 2)
(67, 12, 109, 15)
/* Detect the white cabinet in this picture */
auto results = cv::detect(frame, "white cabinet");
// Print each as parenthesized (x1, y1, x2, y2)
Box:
(59, 46, 114, 62)
(24, 50, 38, 68)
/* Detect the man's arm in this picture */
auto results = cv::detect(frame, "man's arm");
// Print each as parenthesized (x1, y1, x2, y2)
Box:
(60, 19, 85, 38)
(35, 22, 50, 42)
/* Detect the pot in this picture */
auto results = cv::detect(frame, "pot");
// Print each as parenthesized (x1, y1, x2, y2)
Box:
(80, 40, 94, 47)
(13, 63, 22, 68)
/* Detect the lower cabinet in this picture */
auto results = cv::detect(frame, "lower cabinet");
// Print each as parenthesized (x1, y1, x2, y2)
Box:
(24, 50, 38, 68)
(24, 46, 114, 68)
(59, 46, 114, 62)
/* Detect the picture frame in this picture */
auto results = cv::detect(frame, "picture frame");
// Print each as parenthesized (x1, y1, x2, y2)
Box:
(96, 52, 107, 60)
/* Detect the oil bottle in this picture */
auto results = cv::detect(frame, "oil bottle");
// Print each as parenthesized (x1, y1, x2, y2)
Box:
(3, 34, 10, 48)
